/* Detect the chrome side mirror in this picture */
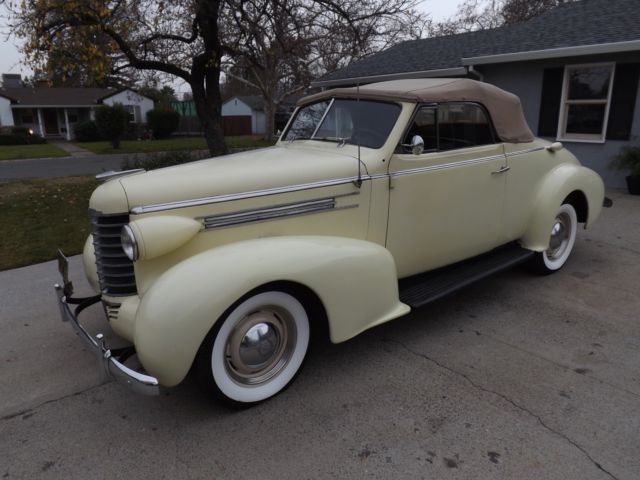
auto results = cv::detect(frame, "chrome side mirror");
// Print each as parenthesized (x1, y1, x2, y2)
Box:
(401, 135, 424, 155)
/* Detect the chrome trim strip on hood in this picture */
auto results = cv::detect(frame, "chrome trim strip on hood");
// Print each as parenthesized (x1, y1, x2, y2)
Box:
(96, 169, 145, 183)
(200, 195, 358, 230)
(129, 146, 545, 214)
(130, 176, 365, 214)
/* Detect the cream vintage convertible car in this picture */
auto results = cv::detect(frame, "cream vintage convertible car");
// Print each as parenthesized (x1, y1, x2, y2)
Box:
(55, 78, 606, 405)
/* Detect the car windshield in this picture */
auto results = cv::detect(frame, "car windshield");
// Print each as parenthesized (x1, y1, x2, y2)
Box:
(283, 99, 401, 149)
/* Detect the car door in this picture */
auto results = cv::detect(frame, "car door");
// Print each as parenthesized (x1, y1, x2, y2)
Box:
(386, 102, 508, 278)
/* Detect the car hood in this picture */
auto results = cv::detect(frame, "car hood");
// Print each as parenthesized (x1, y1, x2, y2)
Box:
(117, 144, 365, 211)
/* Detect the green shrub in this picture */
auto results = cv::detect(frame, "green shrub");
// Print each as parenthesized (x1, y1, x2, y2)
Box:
(122, 122, 151, 141)
(11, 126, 32, 137)
(610, 145, 640, 177)
(73, 121, 102, 142)
(147, 109, 180, 139)
(0, 133, 46, 145)
(95, 104, 129, 149)
(121, 150, 206, 171)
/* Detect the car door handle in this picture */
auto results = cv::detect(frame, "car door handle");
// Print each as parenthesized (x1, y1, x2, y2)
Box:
(491, 165, 510, 175)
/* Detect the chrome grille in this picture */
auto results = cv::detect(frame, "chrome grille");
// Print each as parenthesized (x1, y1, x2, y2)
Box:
(90, 210, 137, 296)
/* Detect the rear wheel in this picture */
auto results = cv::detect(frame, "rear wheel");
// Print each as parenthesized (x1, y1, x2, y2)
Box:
(529, 203, 578, 274)
(196, 290, 310, 406)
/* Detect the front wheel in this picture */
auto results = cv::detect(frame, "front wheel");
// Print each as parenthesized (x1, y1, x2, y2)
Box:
(196, 290, 310, 406)
(529, 203, 578, 275)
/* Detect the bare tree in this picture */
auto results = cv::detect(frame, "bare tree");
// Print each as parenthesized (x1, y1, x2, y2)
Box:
(222, 0, 424, 138)
(11, 0, 428, 149)
(11, 1, 228, 155)
(430, 0, 569, 36)
(501, 0, 569, 25)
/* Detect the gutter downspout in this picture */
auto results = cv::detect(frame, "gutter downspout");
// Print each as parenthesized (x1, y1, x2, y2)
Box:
(468, 65, 484, 82)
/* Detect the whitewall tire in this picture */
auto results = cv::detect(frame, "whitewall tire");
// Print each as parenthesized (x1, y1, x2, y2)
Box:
(197, 291, 310, 405)
(530, 203, 578, 274)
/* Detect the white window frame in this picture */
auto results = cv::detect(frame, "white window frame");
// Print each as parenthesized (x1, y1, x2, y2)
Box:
(557, 62, 615, 144)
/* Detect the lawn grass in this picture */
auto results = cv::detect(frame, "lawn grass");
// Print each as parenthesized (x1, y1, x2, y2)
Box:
(78, 135, 275, 155)
(0, 176, 97, 271)
(0, 143, 70, 161)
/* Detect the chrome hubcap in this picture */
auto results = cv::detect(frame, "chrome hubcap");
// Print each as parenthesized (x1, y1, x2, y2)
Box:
(239, 322, 280, 369)
(225, 307, 295, 386)
(547, 212, 571, 260)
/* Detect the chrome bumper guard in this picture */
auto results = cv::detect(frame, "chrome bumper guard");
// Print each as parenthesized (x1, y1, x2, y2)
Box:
(54, 251, 160, 396)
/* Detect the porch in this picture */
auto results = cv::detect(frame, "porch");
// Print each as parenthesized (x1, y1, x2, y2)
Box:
(11, 107, 94, 140)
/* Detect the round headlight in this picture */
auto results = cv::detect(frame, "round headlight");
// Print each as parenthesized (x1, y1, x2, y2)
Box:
(121, 225, 138, 261)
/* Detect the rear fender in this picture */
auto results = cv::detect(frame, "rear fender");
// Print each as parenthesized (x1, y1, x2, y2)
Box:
(134, 236, 409, 386)
(521, 164, 604, 251)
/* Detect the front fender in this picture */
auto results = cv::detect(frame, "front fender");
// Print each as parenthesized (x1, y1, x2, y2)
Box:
(134, 236, 409, 387)
(521, 164, 604, 252)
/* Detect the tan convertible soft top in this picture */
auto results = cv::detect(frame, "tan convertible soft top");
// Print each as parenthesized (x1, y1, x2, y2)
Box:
(298, 78, 535, 143)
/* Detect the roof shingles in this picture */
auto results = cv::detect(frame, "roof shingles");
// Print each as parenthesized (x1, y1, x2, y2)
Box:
(319, 0, 640, 83)
(0, 87, 118, 106)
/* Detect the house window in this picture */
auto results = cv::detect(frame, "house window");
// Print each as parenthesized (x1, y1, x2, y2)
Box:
(125, 105, 136, 122)
(22, 114, 34, 124)
(558, 63, 615, 143)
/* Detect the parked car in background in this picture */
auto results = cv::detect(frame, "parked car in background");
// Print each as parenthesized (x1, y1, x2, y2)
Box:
(55, 78, 606, 406)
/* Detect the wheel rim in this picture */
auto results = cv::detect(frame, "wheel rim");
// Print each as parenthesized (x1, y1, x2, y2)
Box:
(224, 307, 296, 386)
(546, 211, 572, 260)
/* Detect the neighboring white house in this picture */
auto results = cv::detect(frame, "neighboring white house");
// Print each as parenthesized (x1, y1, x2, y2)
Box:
(0, 75, 154, 140)
(0, 95, 13, 127)
(221, 96, 266, 135)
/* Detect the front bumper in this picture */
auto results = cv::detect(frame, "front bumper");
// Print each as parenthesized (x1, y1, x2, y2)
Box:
(54, 251, 160, 396)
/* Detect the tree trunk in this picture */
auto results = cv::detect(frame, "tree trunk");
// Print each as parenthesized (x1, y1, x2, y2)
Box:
(264, 97, 277, 140)
(192, 0, 228, 157)
(191, 79, 227, 156)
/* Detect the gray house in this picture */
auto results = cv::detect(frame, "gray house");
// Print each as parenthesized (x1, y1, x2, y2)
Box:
(314, 0, 640, 188)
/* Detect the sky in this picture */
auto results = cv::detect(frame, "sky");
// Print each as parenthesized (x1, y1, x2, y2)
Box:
(0, 0, 461, 96)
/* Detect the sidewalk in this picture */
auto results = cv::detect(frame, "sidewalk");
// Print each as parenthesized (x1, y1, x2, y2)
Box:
(50, 140, 94, 157)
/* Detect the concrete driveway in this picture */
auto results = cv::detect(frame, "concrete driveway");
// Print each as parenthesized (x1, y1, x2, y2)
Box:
(1, 191, 638, 480)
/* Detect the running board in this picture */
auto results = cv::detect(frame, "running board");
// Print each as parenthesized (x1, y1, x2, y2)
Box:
(399, 243, 535, 308)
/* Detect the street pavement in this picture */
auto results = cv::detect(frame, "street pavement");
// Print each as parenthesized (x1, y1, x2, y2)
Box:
(0, 190, 639, 479)
(0, 153, 131, 181)
(0, 149, 211, 182)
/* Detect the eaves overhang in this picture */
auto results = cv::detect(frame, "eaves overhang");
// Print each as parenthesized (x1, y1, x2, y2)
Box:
(462, 39, 640, 66)
(311, 66, 469, 88)
(10, 104, 99, 108)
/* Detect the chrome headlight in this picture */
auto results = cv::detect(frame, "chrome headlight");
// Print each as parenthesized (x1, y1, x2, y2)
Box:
(121, 225, 139, 261)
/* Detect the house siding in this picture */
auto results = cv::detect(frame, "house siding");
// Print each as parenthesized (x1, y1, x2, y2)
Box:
(254, 111, 266, 135)
(0, 97, 14, 127)
(222, 98, 253, 116)
(481, 52, 640, 188)
(222, 97, 267, 135)
(103, 89, 154, 123)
